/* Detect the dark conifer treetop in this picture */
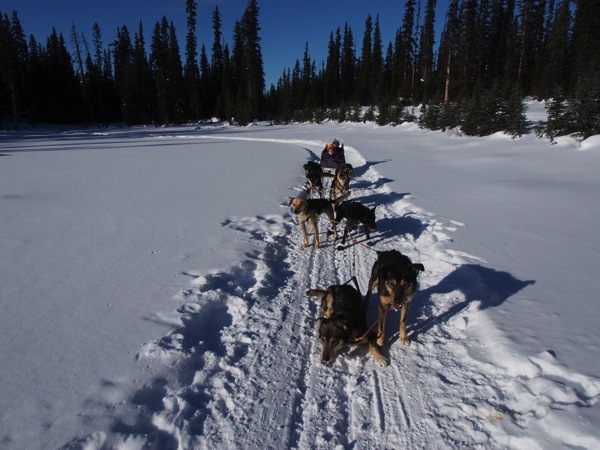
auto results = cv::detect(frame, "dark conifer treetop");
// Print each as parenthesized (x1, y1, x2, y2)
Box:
(0, 0, 597, 137)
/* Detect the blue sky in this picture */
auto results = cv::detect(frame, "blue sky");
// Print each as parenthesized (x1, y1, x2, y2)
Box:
(2, 0, 449, 87)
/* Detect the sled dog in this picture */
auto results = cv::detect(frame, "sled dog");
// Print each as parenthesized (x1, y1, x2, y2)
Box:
(289, 197, 337, 249)
(307, 284, 388, 367)
(303, 161, 324, 199)
(306, 284, 359, 319)
(330, 163, 353, 200)
(364, 250, 425, 347)
(334, 200, 377, 245)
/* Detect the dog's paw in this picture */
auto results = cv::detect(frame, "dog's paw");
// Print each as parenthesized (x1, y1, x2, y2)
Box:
(400, 336, 411, 346)
(378, 356, 389, 368)
(366, 241, 373, 247)
(370, 344, 389, 367)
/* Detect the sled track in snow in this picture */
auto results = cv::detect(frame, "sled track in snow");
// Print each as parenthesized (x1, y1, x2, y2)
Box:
(147, 143, 438, 449)
(78, 140, 600, 450)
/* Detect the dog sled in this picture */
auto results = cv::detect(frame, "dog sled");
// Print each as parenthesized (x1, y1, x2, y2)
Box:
(303, 137, 347, 199)
(321, 137, 345, 177)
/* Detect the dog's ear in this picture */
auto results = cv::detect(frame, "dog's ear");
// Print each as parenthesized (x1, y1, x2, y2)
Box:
(306, 289, 327, 299)
(411, 263, 425, 273)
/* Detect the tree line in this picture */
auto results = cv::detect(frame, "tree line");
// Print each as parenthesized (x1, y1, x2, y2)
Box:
(1, 0, 598, 139)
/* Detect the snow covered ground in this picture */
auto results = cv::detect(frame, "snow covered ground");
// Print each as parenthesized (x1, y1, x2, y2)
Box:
(1, 103, 600, 449)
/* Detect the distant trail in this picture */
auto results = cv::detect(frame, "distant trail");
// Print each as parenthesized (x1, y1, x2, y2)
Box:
(94, 137, 600, 450)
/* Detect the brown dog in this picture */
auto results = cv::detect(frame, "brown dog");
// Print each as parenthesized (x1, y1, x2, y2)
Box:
(307, 285, 388, 367)
(364, 250, 425, 348)
(307, 284, 358, 319)
(289, 197, 337, 248)
(330, 163, 353, 200)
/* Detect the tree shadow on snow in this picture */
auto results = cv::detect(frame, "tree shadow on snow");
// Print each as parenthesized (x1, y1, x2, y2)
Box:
(406, 264, 536, 344)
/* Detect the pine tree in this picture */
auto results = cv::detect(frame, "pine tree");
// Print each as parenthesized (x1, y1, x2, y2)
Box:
(150, 17, 184, 124)
(383, 42, 394, 98)
(537, 90, 569, 141)
(184, 0, 200, 120)
(210, 6, 225, 119)
(357, 15, 373, 105)
(486, 0, 512, 82)
(340, 23, 356, 103)
(198, 44, 210, 119)
(497, 82, 527, 136)
(538, 0, 571, 98)
(301, 42, 316, 109)
(0, 11, 29, 129)
(221, 43, 234, 121)
(457, 0, 481, 97)
(112, 25, 133, 107)
(418, 0, 437, 102)
(86, 22, 109, 123)
(571, 0, 600, 94)
(516, 0, 546, 93)
(395, 0, 417, 99)
(569, 73, 600, 139)
(437, 0, 461, 104)
(46, 29, 82, 123)
(27, 35, 46, 123)
(150, 19, 169, 124)
(125, 22, 155, 125)
(239, 0, 265, 122)
(70, 24, 92, 124)
(323, 29, 341, 107)
(371, 16, 384, 104)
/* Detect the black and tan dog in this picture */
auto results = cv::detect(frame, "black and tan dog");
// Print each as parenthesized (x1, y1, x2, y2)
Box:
(364, 250, 425, 348)
(307, 285, 388, 367)
(334, 200, 377, 245)
(307, 284, 358, 319)
(303, 161, 324, 199)
(329, 163, 353, 200)
(289, 197, 337, 248)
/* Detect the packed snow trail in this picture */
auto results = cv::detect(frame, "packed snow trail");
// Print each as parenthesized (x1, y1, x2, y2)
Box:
(68, 139, 600, 450)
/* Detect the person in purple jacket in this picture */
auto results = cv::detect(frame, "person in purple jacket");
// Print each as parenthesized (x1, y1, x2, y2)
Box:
(320, 138, 346, 174)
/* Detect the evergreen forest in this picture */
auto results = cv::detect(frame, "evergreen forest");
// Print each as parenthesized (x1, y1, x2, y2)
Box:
(1, 0, 598, 139)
